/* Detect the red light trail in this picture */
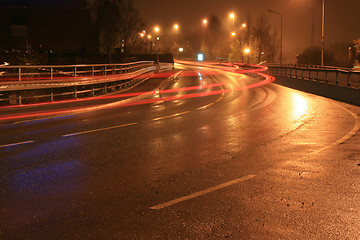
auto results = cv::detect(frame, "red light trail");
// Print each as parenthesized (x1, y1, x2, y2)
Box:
(0, 63, 275, 122)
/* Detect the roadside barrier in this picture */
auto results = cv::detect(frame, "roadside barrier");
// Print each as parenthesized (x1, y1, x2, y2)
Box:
(0, 61, 156, 105)
(266, 64, 360, 89)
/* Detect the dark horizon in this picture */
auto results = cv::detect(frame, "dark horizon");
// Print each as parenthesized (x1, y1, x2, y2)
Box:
(0, 0, 87, 8)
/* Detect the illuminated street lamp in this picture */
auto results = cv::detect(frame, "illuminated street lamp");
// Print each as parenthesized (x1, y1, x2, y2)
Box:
(174, 24, 179, 30)
(231, 32, 236, 37)
(268, 9, 283, 66)
(154, 26, 160, 33)
(244, 48, 250, 63)
(147, 35, 152, 53)
(229, 13, 235, 25)
(242, 23, 247, 28)
(202, 19, 208, 25)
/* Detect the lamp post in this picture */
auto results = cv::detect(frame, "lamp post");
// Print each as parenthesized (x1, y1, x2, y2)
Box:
(201, 19, 208, 53)
(321, 0, 325, 67)
(244, 48, 250, 64)
(147, 35, 152, 54)
(153, 26, 161, 63)
(229, 13, 235, 25)
(268, 9, 283, 66)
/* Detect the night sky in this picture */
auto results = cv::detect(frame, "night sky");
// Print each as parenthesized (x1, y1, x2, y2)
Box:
(3, 0, 359, 56)
(133, 0, 360, 54)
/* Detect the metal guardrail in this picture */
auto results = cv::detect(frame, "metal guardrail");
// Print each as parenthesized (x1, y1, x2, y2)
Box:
(266, 65, 360, 89)
(0, 61, 153, 82)
(0, 61, 157, 106)
(265, 63, 357, 71)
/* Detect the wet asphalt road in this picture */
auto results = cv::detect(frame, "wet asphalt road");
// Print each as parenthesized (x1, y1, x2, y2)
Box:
(0, 63, 360, 239)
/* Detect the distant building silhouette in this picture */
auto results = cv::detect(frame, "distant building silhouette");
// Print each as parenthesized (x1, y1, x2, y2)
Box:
(0, 0, 92, 60)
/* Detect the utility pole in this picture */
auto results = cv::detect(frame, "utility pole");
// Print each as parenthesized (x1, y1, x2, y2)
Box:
(310, 9, 316, 46)
(321, 0, 325, 67)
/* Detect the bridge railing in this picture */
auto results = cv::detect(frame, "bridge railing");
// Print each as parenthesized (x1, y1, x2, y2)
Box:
(0, 61, 159, 106)
(0, 61, 153, 82)
(266, 64, 360, 89)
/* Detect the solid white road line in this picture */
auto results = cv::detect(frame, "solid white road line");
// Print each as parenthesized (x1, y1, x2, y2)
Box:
(62, 122, 138, 137)
(152, 111, 191, 121)
(309, 102, 360, 156)
(150, 175, 256, 210)
(0, 140, 35, 148)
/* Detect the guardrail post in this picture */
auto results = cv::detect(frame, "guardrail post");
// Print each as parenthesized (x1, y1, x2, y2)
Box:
(50, 67, 53, 80)
(50, 88, 54, 102)
(325, 71, 328, 83)
(335, 71, 339, 84)
(18, 92, 22, 105)
(74, 67, 77, 78)
(74, 86, 78, 99)
(92, 66, 95, 76)
(104, 66, 107, 76)
(316, 70, 319, 81)
(308, 69, 311, 80)
(347, 72, 351, 86)
(18, 67, 21, 81)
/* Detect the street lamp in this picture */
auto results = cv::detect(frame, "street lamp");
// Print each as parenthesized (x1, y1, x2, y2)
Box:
(268, 9, 283, 66)
(147, 35, 152, 53)
(174, 24, 179, 31)
(153, 27, 161, 63)
(321, 0, 325, 67)
(229, 13, 235, 25)
(244, 48, 250, 63)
